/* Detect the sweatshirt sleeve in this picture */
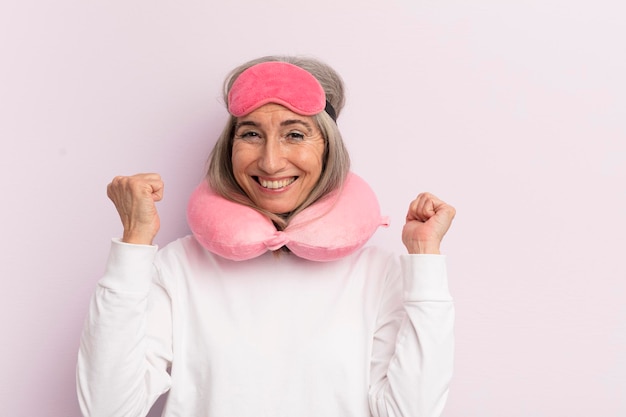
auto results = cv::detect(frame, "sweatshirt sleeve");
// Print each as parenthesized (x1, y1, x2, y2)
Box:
(368, 254, 455, 417)
(77, 239, 173, 417)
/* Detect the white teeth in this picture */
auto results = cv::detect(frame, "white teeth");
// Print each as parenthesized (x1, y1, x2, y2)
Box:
(259, 178, 295, 189)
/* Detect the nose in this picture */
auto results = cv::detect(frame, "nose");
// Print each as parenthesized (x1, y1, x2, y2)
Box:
(258, 136, 286, 174)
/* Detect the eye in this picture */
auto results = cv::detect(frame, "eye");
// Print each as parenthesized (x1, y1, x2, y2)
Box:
(285, 131, 305, 142)
(235, 131, 262, 142)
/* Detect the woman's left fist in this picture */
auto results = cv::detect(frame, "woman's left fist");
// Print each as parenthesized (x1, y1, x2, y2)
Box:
(402, 193, 456, 254)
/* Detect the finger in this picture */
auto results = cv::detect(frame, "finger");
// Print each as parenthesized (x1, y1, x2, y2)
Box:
(425, 199, 456, 232)
(133, 176, 164, 202)
(406, 196, 425, 222)
(405, 199, 421, 222)
(107, 176, 129, 201)
(147, 177, 164, 202)
(123, 174, 162, 196)
(417, 193, 436, 221)
(106, 174, 164, 207)
(406, 192, 437, 222)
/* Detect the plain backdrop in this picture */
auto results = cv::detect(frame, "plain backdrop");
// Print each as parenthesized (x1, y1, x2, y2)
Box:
(1, 1, 624, 416)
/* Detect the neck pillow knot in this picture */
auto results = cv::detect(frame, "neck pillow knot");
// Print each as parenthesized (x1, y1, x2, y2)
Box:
(187, 172, 389, 262)
(264, 231, 289, 252)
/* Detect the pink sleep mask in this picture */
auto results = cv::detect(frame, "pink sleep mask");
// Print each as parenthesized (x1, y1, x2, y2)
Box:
(187, 173, 390, 262)
(227, 61, 327, 117)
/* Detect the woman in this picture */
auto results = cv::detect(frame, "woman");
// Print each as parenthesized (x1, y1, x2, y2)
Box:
(77, 55, 456, 417)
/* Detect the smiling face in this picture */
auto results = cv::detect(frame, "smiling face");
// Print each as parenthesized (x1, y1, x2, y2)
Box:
(231, 103, 326, 214)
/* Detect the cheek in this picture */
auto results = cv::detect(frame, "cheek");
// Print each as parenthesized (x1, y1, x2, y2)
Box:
(300, 142, 326, 174)
(231, 145, 251, 172)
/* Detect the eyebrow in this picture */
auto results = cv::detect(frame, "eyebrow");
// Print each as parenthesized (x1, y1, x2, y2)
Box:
(234, 121, 258, 130)
(234, 119, 313, 133)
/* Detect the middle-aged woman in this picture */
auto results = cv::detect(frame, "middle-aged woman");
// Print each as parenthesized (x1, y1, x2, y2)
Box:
(77, 55, 457, 417)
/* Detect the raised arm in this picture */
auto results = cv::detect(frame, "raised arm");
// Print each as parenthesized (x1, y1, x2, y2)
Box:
(369, 192, 456, 417)
(77, 174, 171, 417)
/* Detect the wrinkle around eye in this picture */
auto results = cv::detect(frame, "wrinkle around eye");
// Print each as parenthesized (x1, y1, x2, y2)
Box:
(285, 132, 305, 141)
(235, 131, 263, 142)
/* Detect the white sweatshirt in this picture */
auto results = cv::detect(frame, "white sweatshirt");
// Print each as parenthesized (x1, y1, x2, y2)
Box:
(77, 235, 454, 417)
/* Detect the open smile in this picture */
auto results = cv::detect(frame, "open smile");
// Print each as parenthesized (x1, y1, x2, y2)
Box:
(255, 176, 297, 190)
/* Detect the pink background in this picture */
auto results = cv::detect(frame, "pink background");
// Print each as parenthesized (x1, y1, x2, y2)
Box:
(1, 1, 624, 416)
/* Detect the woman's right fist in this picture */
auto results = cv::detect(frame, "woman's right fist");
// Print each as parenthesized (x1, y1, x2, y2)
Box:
(107, 173, 164, 245)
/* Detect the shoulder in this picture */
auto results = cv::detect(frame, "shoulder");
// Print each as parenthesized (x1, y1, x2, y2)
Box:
(154, 234, 219, 273)
(340, 245, 401, 282)
(156, 234, 202, 258)
(354, 245, 398, 267)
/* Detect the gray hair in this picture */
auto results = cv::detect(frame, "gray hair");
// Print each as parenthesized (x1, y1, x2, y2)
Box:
(206, 55, 351, 230)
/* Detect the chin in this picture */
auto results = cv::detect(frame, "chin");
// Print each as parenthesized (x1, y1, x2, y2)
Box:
(262, 206, 295, 215)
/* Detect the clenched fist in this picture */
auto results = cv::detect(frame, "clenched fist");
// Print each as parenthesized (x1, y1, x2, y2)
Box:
(402, 192, 456, 254)
(107, 173, 164, 245)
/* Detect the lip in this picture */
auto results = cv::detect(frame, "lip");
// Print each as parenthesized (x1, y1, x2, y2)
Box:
(254, 176, 298, 191)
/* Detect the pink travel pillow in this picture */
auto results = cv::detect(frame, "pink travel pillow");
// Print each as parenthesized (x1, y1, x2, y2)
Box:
(187, 173, 389, 262)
